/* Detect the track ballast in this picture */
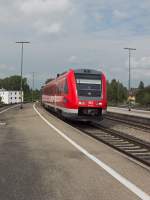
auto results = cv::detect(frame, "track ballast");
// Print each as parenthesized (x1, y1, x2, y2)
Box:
(74, 122, 150, 167)
(105, 115, 150, 132)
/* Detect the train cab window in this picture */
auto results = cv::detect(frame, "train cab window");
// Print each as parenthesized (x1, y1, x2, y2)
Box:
(64, 79, 68, 94)
(75, 74, 102, 100)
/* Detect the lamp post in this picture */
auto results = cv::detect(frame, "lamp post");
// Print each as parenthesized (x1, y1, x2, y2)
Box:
(117, 80, 119, 106)
(32, 72, 34, 103)
(16, 41, 30, 109)
(124, 47, 136, 111)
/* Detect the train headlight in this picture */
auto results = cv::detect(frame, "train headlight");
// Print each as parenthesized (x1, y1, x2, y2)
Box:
(96, 102, 102, 106)
(79, 101, 85, 105)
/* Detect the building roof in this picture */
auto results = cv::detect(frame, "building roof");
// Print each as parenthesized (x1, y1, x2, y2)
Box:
(0, 90, 22, 93)
(0, 88, 6, 91)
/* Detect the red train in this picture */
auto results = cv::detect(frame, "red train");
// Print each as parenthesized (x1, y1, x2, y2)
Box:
(42, 68, 107, 121)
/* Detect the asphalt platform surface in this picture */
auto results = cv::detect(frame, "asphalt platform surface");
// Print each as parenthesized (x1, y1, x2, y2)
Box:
(0, 103, 150, 200)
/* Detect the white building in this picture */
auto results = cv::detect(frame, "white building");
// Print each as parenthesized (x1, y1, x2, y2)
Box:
(0, 89, 23, 104)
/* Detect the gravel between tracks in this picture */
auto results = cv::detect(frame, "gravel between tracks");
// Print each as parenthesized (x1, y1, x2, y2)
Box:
(99, 118, 150, 143)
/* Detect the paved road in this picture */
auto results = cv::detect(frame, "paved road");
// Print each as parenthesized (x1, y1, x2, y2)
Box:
(0, 104, 150, 200)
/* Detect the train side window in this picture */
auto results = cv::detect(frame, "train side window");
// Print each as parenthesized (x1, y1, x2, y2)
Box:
(64, 79, 68, 94)
(60, 85, 64, 94)
(56, 85, 59, 95)
(51, 86, 54, 95)
(59, 85, 61, 94)
(49, 88, 51, 95)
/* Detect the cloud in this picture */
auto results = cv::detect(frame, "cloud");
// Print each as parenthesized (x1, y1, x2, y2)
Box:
(124, 56, 150, 85)
(0, 0, 150, 88)
(0, 64, 14, 71)
(112, 10, 129, 21)
(0, 64, 8, 69)
(0, 0, 72, 36)
(134, 57, 150, 70)
(18, 0, 71, 35)
(94, 14, 104, 22)
(34, 21, 62, 34)
(68, 55, 78, 63)
(20, 0, 70, 15)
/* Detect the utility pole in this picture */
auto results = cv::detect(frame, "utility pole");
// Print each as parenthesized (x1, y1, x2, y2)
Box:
(32, 72, 34, 103)
(117, 80, 119, 106)
(124, 47, 136, 111)
(16, 41, 30, 109)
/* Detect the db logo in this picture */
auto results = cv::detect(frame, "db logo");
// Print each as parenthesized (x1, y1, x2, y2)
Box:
(88, 101, 93, 105)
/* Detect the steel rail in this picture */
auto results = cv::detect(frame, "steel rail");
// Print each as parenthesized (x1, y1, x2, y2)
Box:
(42, 105, 150, 167)
(105, 115, 150, 132)
(75, 123, 150, 167)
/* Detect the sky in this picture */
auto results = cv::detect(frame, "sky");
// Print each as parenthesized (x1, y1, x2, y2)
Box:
(0, 0, 150, 89)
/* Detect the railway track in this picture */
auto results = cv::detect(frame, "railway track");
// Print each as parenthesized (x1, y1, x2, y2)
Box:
(0, 105, 9, 111)
(74, 122, 150, 167)
(42, 106, 150, 167)
(0, 105, 11, 114)
(104, 115, 150, 132)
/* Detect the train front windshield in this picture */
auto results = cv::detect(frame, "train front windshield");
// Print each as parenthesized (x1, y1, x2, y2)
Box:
(75, 74, 102, 100)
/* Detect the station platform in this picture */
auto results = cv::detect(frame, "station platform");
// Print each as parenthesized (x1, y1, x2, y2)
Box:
(0, 103, 150, 200)
(107, 106, 150, 119)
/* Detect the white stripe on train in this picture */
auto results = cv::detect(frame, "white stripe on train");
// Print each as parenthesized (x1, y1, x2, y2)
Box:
(44, 102, 78, 114)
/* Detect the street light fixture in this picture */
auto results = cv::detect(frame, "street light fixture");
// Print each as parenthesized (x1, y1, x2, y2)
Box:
(32, 72, 35, 103)
(124, 47, 136, 111)
(16, 41, 30, 109)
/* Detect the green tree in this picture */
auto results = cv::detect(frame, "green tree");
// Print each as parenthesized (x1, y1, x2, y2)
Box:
(143, 93, 150, 106)
(0, 79, 3, 89)
(0, 75, 40, 102)
(138, 81, 144, 89)
(136, 85, 150, 106)
(107, 79, 127, 105)
(1, 75, 30, 92)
